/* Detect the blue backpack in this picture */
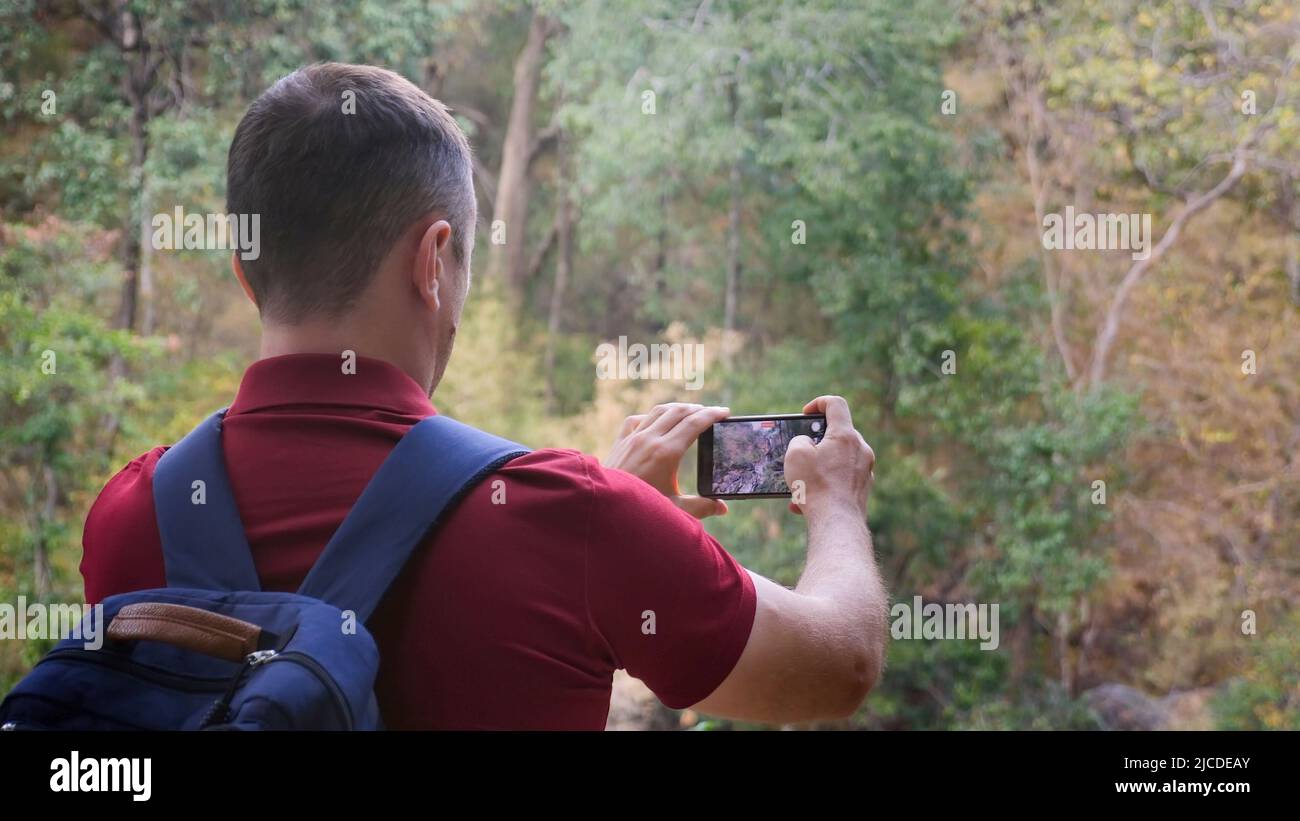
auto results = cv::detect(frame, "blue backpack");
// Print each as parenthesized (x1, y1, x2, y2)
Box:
(0, 409, 527, 730)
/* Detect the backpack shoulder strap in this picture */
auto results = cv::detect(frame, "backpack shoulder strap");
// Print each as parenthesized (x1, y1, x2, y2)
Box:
(296, 415, 529, 622)
(153, 409, 262, 591)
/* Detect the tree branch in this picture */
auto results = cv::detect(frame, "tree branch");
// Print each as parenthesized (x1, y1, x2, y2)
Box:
(528, 122, 561, 168)
(1085, 54, 1295, 388)
(1086, 148, 1251, 389)
(524, 213, 560, 285)
(472, 155, 497, 211)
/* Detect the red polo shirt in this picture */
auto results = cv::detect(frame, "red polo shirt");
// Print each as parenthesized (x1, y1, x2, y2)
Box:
(80, 353, 755, 729)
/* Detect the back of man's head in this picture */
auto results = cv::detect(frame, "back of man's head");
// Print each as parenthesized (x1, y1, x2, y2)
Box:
(227, 62, 475, 325)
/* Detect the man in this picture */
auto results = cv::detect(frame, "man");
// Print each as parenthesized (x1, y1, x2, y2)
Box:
(81, 63, 887, 729)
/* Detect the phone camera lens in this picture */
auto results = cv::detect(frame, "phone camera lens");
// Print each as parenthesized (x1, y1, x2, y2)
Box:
(811, 421, 822, 433)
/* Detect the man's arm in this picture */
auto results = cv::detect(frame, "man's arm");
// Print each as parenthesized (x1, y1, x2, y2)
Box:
(692, 395, 886, 722)
(605, 396, 888, 724)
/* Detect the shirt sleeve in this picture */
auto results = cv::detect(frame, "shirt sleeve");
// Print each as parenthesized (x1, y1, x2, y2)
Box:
(81, 448, 169, 604)
(582, 458, 757, 709)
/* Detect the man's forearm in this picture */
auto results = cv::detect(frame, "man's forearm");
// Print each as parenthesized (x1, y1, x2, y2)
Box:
(690, 498, 888, 723)
(691, 395, 886, 722)
(797, 500, 889, 686)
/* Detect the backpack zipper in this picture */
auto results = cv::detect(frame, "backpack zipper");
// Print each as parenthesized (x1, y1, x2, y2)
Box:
(36, 646, 353, 729)
(255, 650, 355, 730)
(41, 647, 230, 692)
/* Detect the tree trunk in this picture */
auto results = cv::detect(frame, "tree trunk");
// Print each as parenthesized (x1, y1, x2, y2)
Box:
(1287, 193, 1300, 307)
(652, 191, 669, 319)
(139, 185, 156, 335)
(33, 463, 57, 599)
(722, 81, 742, 373)
(544, 137, 573, 413)
(114, 18, 152, 333)
(1057, 608, 1074, 696)
(104, 11, 156, 447)
(989, 33, 1078, 383)
(488, 12, 555, 298)
(114, 138, 144, 334)
(1009, 603, 1036, 687)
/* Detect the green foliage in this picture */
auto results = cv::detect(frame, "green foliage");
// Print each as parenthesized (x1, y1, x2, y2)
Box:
(438, 282, 551, 442)
(869, 637, 1102, 729)
(0, 0, 1292, 729)
(546, 0, 1145, 727)
(1213, 610, 1300, 730)
(0, 220, 155, 612)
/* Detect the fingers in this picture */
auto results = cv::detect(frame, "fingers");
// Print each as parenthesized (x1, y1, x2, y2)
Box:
(617, 413, 647, 440)
(802, 394, 853, 435)
(783, 434, 815, 510)
(662, 405, 729, 450)
(860, 436, 877, 472)
(784, 433, 815, 464)
(641, 402, 703, 435)
(675, 495, 728, 520)
(633, 402, 684, 432)
(787, 433, 815, 451)
(633, 402, 729, 443)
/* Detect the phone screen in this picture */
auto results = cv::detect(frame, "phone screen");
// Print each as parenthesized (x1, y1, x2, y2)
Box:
(700, 414, 825, 498)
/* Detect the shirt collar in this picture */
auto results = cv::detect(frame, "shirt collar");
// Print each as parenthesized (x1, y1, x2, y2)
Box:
(228, 353, 436, 418)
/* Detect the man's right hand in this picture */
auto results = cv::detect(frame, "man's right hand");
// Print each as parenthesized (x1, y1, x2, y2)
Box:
(691, 393, 887, 724)
(783, 395, 875, 518)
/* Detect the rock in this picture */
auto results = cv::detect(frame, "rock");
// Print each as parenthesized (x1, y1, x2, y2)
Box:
(1084, 683, 1170, 730)
(605, 670, 678, 730)
(1083, 682, 1219, 730)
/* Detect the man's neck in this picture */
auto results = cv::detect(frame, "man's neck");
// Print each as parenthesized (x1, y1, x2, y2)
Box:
(259, 318, 432, 393)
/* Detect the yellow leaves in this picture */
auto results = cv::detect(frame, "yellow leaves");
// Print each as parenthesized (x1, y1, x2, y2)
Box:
(1199, 428, 1237, 444)
(1172, 418, 1241, 450)
(1257, 704, 1286, 729)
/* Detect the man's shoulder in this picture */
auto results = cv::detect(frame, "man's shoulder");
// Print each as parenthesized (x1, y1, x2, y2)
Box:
(491, 447, 662, 504)
(483, 447, 708, 550)
(82, 447, 170, 602)
(491, 447, 591, 484)
(88, 447, 169, 524)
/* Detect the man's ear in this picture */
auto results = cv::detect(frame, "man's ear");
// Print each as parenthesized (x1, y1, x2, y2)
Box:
(413, 218, 453, 313)
(231, 253, 258, 307)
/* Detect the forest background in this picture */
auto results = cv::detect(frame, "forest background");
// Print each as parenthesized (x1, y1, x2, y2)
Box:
(1, 0, 1296, 730)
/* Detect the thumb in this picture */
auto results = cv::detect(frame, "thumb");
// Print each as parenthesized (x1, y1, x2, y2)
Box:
(675, 495, 728, 520)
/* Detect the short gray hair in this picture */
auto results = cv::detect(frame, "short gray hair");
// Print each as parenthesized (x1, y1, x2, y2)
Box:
(226, 62, 476, 323)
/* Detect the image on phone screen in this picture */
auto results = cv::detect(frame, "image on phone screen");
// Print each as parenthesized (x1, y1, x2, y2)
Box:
(700, 414, 825, 498)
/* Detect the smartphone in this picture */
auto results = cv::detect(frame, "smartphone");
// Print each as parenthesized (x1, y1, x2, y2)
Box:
(697, 413, 826, 499)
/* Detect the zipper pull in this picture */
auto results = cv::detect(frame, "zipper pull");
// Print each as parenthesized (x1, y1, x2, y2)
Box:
(199, 650, 278, 729)
(246, 649, 278, 666)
